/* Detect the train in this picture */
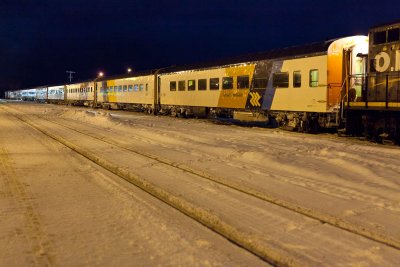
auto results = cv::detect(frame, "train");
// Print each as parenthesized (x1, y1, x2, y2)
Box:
(4, 20, 400, 143)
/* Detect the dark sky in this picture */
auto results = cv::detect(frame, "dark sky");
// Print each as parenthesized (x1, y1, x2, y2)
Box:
(1, 0, 399, 94)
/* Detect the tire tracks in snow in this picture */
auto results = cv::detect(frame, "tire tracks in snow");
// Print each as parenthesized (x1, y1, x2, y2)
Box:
(0, 145, 55, 266)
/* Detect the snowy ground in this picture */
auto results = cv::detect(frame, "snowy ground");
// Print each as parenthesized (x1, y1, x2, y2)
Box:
(1, 101, 400, 266)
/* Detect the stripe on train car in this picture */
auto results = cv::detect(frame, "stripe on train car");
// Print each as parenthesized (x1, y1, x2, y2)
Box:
(262, 61, 283, 110)
(217, 64, 255, 108)
(249, 92, 261, 107)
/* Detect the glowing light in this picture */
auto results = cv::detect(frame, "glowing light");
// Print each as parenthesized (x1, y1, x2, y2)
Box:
(98, 72, 104, 77)
(127, 68, 132, 73)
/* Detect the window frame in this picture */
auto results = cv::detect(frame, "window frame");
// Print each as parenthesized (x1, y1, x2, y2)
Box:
(272, 72, 289, 88)
(293, 71, 301, 88)
(237, 75, 249, 89)
(170, 81, 177, 91)
(388, 28, 400, 43)
(178, 80, 186, 91)
(198, 79, 207, 90)
(188, 80, 196, 91)
(373, 31, 387, 45)
(222, 76, 233, 90)
(309, 69, 319, 87)
(210, 78, 220, 90)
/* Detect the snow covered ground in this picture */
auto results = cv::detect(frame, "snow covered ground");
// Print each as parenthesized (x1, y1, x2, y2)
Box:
(1, 101, 400, 266)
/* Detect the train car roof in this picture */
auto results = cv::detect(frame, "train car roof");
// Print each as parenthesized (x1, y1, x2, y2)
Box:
(161, 39, 336, 74)
(95, 70, 155, 82)
(370, 19, 400, 30)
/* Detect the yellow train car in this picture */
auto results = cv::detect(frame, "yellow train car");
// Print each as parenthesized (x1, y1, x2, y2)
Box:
(159, 64, 255, 116)
(95, 72, 155, 111)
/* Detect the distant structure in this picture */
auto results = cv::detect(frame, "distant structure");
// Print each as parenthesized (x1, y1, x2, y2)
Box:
(66, 71, 76, 83)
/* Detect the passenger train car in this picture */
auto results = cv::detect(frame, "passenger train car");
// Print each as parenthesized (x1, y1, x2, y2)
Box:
(4, 20, 400, 143)
(95, 71, 155, 111)
(158, 36, 367, 132)
(65, 80, 94, 106)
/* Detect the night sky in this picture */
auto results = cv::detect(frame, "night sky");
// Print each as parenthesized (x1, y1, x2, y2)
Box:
(1, 0, 399, 95)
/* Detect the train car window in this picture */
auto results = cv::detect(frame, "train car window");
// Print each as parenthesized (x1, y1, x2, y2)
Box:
(188, 80, 196, 91)
(388, 28, 400, 42)
(198, 79, 207, 90)
(118, 85, 123, 92)
(178, 80, 186, 91)
(373, 31, 386, 45)
(134, 84, 139, 92)
(123, 85, 127, 92)
(272, 72, 289, 88)
(309, 69, 319, 87)
(139, 84, 144, 91)
(237, 75, 249, 89)
(222, 77, 233, 89)
(253, 78, 268, 89)
(170, 81, 176, 91)
(128, 85, 133, 92)
(100, 87, 103, 93)
(114, 86, 118, 92)
(210, 78, 219, 90)
(293, 71, 301, 88)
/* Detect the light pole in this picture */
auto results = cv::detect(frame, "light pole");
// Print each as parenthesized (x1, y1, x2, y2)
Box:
(66, 71, 75, 83)
(93, 71, 104, 108)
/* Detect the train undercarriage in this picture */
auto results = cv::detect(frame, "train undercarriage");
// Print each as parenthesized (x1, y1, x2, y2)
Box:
(344, 109, 400, 144)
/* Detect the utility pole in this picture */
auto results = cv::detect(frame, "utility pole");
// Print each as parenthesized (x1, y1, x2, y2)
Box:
(66, 71, 76, 83)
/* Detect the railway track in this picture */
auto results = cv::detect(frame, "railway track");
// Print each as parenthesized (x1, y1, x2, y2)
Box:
(3, 105, 400, 266)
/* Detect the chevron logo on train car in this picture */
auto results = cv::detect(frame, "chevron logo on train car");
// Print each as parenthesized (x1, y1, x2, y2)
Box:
(249, 92, 261, 107)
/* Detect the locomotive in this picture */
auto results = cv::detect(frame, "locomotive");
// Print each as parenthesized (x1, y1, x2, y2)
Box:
(5, 20, 400, 143)
(343, 20, 400, 143)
